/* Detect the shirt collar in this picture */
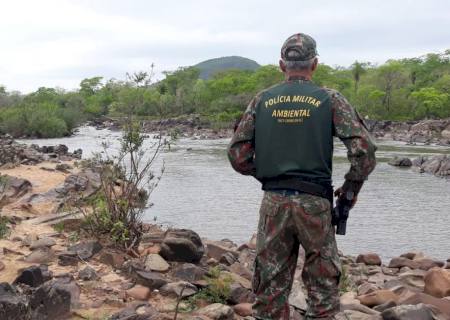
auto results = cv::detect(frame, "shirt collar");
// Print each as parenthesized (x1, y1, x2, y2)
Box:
(286, 75, 311, 82)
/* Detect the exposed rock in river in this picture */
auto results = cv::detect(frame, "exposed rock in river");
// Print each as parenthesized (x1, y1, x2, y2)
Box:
(366, 118, 450, 146)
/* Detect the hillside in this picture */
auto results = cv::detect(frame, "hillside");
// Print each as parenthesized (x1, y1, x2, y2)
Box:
(194, 56, 260, 79)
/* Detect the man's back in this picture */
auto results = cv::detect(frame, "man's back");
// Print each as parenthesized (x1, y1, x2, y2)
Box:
(254, 78, 333, 184)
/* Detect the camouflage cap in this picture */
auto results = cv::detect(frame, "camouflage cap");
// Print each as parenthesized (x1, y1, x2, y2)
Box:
(281, 33, 318, 61)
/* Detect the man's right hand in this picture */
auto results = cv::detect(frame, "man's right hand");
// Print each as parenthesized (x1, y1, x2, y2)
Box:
(334, 187, 358, 208)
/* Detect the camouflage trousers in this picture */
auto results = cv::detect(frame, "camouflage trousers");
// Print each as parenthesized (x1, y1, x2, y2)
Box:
(253, 191, 341, 319)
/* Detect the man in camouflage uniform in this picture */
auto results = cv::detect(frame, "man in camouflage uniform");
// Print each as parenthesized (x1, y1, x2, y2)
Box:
(227, 33, 377, 319)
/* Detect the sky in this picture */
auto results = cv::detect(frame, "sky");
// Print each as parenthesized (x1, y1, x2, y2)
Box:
(0, 0, 449, 93)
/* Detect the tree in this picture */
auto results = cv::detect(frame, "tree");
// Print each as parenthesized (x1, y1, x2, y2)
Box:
(411, 87, 449, 119)
(376, 61, 408, 113)
(80, 77, 103, 97)
(351, 61, 368, 94)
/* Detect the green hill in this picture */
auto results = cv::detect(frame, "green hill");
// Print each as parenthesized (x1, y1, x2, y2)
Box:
(194, 56, 260, 79)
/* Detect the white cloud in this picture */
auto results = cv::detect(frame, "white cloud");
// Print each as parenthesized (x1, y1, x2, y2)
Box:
(0, 0, 449, 92)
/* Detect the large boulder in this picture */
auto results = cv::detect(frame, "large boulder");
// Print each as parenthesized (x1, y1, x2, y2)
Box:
(14, 266, 44, 287)
(143, 229, 204, 263)
(422, 155, 446, 175)
(388, 157, 412, 167)
(29, 279, 75, 319)
(424, 267, 450, 298)
(356, 253, 382, 266)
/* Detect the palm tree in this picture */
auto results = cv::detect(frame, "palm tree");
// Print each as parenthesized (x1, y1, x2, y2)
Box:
(351, 61, 367, 94)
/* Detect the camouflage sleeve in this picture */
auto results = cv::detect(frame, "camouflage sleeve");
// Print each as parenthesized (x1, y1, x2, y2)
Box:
(327, 89, 377, 195)
(227, 95, 260, 176)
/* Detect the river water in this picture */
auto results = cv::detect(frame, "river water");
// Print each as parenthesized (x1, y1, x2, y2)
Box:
(20, 126, 450, 261)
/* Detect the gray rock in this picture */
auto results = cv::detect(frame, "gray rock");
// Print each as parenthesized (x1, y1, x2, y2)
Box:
(388, 157, 412, 167)
(172, 263, 207, 282)
(381, 303, 435, 320)
(30, 278, 75, 319)
(335, 310, 382, 320)
(422, 155, 446, 175)
(197, 303, 234, 320)
(57, 251, 79, 266)
(22, 234, 38, 247)
(24, 248, 55, 264)
(13, 266, 44, 287)
(397, 269, 425, 291)
(219, 252, 238, 266)
(412, 156, 428, 167)
(373, 301, 397, 312)
(29, 238, 56, 250)
(55, 164, 72, 172)
(205, 241, 239, 261)
(109, 302, 158, 320)
(144, 254, 169, 272)
(68, 240, 102, 260)
(0, 176, 32, 205)
(228, 283, 255, 305)
(341, 303, 381, 315)
(78, 266, 98, 281)
(133, 270, 168, 290)
(159, 229, 204, 263)
(358, 282, 380, 296)
(160, 281, 197, 298)
(0, 283, 30, 320)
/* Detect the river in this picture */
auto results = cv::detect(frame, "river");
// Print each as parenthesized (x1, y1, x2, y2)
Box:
(20, 126, 450, 261)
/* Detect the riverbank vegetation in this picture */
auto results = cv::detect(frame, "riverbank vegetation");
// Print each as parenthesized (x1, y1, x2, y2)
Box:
(0, 50, 449, 138)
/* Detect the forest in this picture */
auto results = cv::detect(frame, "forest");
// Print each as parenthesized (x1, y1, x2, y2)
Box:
(0, 50, 449, 138)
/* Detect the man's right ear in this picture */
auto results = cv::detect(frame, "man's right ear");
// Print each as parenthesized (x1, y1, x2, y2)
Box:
(311, 57, 318, 72)
(279, 59, 286, 72)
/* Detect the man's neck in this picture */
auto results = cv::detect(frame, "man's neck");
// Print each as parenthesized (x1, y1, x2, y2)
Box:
(285, 72, 312, 81)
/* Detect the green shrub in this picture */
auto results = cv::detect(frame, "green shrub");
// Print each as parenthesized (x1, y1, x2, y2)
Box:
(0, 216, 10, 239)
(36, 116, 68, 138)
(186, 266, 233, 310)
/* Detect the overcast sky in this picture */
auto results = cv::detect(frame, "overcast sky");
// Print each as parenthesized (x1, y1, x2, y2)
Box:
(1, 0, 449, 93)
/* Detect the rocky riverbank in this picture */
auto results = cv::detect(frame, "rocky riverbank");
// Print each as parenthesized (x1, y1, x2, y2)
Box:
(1, 139, 450, 320)
(89, 115, 233, 140)
(90, 115, 450, 145)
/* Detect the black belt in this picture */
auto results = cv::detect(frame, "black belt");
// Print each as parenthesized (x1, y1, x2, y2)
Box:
(262, 176, 333, 204)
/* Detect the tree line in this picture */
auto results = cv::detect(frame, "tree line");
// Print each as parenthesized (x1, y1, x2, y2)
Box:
(0, 50, 449, 138)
